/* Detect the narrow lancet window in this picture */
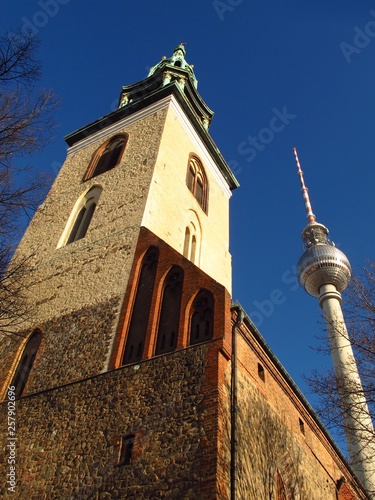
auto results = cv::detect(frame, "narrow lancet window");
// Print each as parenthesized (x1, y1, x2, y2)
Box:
(183, 227, 190, 258)
(11, 329, 42, 398)
(62, 186, 102, 247)
(189, 290, 214, 345)
(122, 247, 159, 365)
(155, 266, 184, 355)
(186, 155, 208, 212)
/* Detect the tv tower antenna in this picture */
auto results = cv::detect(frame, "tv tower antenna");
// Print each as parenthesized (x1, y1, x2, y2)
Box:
(293, 148, 375, 497)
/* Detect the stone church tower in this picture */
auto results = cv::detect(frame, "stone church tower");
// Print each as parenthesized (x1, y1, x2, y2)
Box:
(0, 45, 368, 499)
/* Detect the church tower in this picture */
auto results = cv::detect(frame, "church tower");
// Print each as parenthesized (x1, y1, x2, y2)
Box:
(0, 46, 369, 499)
(0, 44, 238, 498)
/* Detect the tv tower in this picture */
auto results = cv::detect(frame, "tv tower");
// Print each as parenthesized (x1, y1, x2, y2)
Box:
(293, 148, 375, 496)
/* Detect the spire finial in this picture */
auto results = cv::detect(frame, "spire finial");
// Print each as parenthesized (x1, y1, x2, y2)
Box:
(293, 147, 316, 224)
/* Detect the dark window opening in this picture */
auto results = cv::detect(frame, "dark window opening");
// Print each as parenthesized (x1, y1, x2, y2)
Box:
(65, 187, 102, 246)
(119, 434, 135, 466)
(299, 418, 305, 435)
(187, 166, 195, 191)
(170, 331, 175, 347)
(258, 363, 265, 382)
(186, 156, 208, 212)
(196, 176, 204, 205)
(136, 342, 143, 357)
(11, 330, 42, 398)
(155, 266, 184, 355)
(84, 135, 127, 181)
(67, 201, 97, 244)
(122, 247, 159, 365)
(189, 290, 214, 346)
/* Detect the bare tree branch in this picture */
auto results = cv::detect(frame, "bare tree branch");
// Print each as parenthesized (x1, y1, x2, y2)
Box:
(306, 261, 375, 486)
(0, 29, 59, 339)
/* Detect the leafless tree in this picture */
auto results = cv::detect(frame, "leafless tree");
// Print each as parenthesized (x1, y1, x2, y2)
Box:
(0, 29, 58, 338)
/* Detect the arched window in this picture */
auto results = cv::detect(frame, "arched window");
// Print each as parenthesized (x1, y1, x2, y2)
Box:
(83, 134, 127, 181)
(11, 329, 42, 398)
(155, 266, 184, 355)
(186, 155, 208, 212)
(183, 215, 201, 264)
(189, 290, 214, 345)
(60, 186, 102, 246)
(122, 247, 159, 365)
(183, 225, 198, 263)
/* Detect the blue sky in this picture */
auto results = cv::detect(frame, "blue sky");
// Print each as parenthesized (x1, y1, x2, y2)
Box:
(3, 1, 375, 431)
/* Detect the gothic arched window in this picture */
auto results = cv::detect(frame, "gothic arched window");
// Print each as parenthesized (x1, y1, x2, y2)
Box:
(11, 329, 42, 398)
(83, 134, 127, 181)
(189, 290, 214, 345)
(186, 155, 208, 212)
(65, 186, 102, 245)
(183, 221, 200, 264)
(122, 247, 159, 365)
(155, 266, 184, 355)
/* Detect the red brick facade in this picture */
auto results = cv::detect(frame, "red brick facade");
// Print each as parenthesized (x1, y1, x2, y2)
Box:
(109, 226, 232, 370)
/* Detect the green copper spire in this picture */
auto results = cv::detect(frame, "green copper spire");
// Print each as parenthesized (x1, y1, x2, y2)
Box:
(115, 43, 219, 133)
(148, 43, 198, 88)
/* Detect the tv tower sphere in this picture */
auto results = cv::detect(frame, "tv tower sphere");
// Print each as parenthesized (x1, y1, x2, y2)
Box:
(297, 229, 351, 297)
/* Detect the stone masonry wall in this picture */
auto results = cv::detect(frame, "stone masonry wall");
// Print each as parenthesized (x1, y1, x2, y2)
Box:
(11, 108, 168, 325)
(0, 107, 169, 394)
(0, 344, 219, 499)
(0, 298, 119, 396)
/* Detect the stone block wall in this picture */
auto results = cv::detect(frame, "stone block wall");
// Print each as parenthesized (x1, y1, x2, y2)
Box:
(11, 108, 169, 324)
(0, 344, 223, 499)
(0, 107, 170, 396)
(0, 297, 119, 396)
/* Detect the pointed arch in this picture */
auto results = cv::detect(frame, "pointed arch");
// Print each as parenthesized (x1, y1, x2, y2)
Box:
(58, 185, 102, 247)
(186, 154, 208, 213)
(182, 210, 202, 265)
(155, 266, 184, 355)
(83, 134, 128, 180)
(11, 329, 42, 398)
(183, 226, 191, 258)
(189, 289, 214, 345)
(122, 247, 159, 365)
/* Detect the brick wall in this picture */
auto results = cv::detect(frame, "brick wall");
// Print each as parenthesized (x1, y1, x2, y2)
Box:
(224, 315, 366, 499)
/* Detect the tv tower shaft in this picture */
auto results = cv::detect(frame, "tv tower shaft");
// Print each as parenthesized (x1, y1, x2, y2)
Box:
(294, 149, 375, 497)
